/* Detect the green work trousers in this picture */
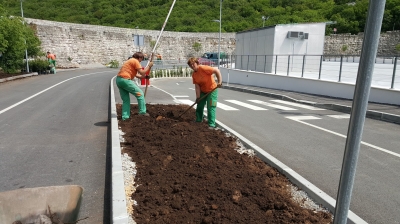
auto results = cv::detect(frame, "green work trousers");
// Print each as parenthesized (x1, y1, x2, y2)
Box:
(196, 89, 218, 127)
(49, 59, 56, 74)
(116, 76, 146, 120)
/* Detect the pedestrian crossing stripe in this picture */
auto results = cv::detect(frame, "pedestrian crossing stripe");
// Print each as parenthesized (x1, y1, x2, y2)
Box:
(327, 114, 350, 119)
(225, 100, 268, 110)
(177, 99, 238, 111)
(248, 100, 297, 110)
(270, 100, 325, 110)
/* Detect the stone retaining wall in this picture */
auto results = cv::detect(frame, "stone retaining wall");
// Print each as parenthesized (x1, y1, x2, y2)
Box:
(324, 31, 400, 56)
(26, 18, 400, 68)
(26, 18, 236, 68)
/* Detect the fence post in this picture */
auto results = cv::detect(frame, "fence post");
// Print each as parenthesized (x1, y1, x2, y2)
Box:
(319, 55, 323, 79)
(264, 55, 267, 73)
(338, 55, 343, 82)
(275, 55, 278, 74)
(301, 55, 305, 77)
(255, 55, 258, 72)
(287, 55, 290, 76)
(391, 57, 398, 89)
(247, 55, 249, 71)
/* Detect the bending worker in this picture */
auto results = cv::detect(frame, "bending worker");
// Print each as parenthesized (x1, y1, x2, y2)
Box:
(116, 52, 153, 120)
(187, 57, 222, 128)
(46, 51, 56, 74)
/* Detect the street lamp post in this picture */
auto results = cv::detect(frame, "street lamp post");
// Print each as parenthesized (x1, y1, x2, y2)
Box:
(262, 16, 269, 27)
(212, 1, 222, 69)
(20, 0, 29, 72)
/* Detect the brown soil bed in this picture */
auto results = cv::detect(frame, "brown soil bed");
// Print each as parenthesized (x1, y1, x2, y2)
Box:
(0, 71, 29, 79)
(117, 104, 333, 224)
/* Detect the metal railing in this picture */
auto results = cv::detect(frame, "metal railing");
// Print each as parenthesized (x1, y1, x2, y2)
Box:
(226, 54, 399, 90)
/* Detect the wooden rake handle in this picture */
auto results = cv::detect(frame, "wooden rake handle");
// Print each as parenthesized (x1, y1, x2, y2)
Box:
(177, 86, 219, 118)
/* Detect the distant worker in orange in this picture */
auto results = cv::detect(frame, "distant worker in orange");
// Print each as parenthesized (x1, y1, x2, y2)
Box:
(46, 51, 56, 74)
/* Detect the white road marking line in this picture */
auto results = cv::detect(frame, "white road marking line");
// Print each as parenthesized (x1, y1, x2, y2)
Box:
(286, 116, 321, 121)
(225, 100, 268, 110)
(248, 100, 297, 110)
(271, 100, 325, 110)
(217, 102, 239, 111)
(178, 99, 197, 108)
(327, 114, 350, 119)
(176, 83, 180, 85)
(178, 100, 238, 111)
(173, 95, 189, 98)
(0, 71, 109, 115)
(286, 116, 400, 159)
(189, 88, 195, 90)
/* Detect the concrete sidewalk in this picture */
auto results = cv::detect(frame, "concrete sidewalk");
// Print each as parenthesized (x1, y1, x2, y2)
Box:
(222, 83, 400, 125)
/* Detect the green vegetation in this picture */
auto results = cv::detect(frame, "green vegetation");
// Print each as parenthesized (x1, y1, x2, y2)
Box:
(192, 42, 202, 55)
(1, 0, 400, 34)
(108, 60, 119, 68)
(0, 5, 42, 73)
(341, 45, 348, 52)
(396, 43, 400, 52)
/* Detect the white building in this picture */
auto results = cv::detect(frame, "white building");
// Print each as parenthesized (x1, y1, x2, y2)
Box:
(234, 22, 326, 74)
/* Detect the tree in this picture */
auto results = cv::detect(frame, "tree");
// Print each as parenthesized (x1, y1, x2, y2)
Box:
(0, 6, 41, 73)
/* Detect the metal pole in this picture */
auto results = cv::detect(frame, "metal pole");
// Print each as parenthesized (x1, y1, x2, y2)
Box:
(264, 55, 267, 73)
(255, 55, 257, 71)
(21, 0, 29, 72)
(333, 0, 386, 223)
(301, 55, 305, 77)
(247, 55, 249, 70)
(287, 55, 290, 76)
(318, 55, 322, 79)
(275, 55, 277, 74)
(338, 55, 343, 82)
(391, 57, 397, 89)
(217, 0, 222, 70)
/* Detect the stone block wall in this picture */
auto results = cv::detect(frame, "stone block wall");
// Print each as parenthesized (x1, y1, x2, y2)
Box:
(26, 18, 236, 68)
(25, 18, 400, 68)
(324, 31, 400, 56)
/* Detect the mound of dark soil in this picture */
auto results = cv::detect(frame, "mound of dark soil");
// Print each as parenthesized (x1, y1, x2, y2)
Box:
(117, 104, 332, 224)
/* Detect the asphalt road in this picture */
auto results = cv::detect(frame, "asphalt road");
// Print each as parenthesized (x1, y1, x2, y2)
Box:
(0, 68, 117, 223)
(2, 70, 399, 224)
(143, 78, 400, 224)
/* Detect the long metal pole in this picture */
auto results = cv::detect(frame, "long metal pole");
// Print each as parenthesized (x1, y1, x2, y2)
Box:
(148, 0, 177, 61)
(218, 0, 222, 70)
(21, 0, 29, 72)
(333, 1, 386, 223)
(144, 0, 177, 97)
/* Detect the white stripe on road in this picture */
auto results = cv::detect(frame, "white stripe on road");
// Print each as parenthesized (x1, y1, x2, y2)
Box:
(0, 71, 109, 115)
(217, 102, 239, 111)
(248, 100, 297, 110)
(225, 100, 268, 110)
(286, 116, 400, 158)
(271, 100, 325, 110)
(327, 114, 350, 119)
(178, 100, 239, 111)
(173, 95, 189, 98)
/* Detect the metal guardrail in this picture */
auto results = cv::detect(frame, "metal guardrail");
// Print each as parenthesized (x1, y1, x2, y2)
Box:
(227, 54, 399, 90)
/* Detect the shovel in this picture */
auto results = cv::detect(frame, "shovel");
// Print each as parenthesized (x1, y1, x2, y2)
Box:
(178, 86, 219, 118)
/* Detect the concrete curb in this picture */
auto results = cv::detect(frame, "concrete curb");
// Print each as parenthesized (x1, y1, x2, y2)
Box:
(213, 120, 367, 224)
(0, 72, 39, 83)
(222, 85, 400, 125)
(110, 77, 129, 224)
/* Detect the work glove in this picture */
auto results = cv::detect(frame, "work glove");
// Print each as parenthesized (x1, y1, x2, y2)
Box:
(148, 61, 154, 68)
(145, 75, 151, 80)
(217, 83, 222, 88)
